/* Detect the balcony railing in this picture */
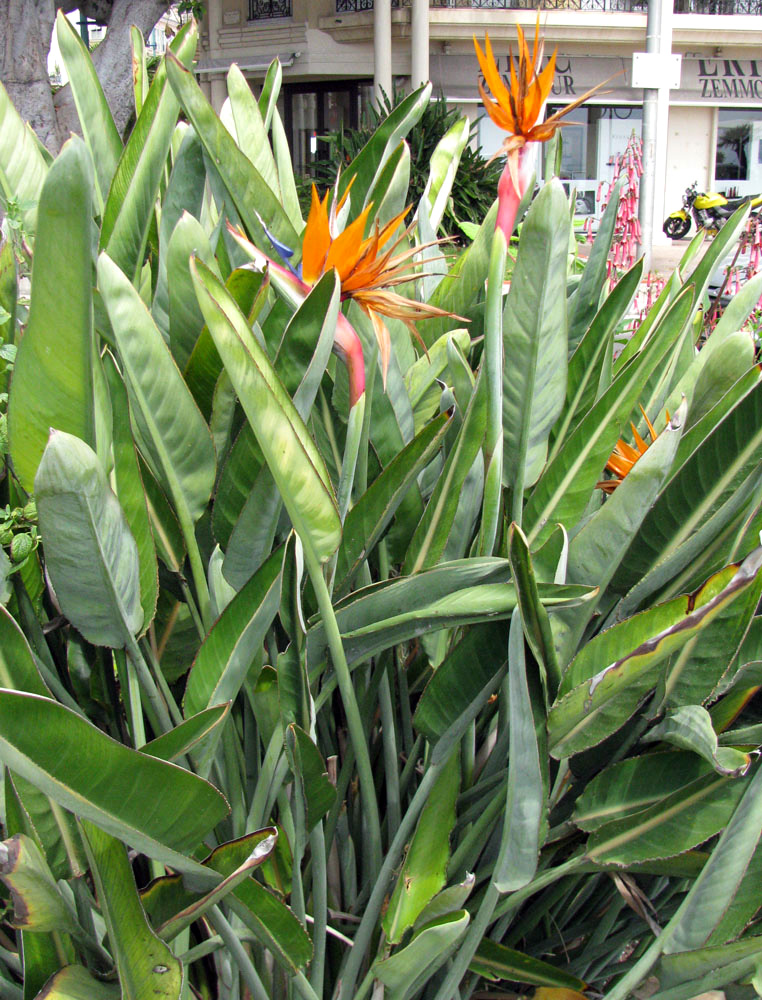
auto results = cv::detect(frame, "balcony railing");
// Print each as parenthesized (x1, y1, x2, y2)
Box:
(249, 0, 292, 18)
(335, 0, 762, 11)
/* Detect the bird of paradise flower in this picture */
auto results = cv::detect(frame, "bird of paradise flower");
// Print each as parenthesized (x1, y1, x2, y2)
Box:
(231, 179, 458, 407)
(597, 408, 665, 493)
(474, 22, 615, 239)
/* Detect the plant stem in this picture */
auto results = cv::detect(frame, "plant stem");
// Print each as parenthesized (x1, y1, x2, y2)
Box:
(378, 663, 401, 838)
(301, 540, 383, 882)
(124, 634, 172, 733)
(480, 228, 507, 555)
(309, 822, 328, 996)
(207, 905, 270, 1000)
(432, 882, 501, 1000)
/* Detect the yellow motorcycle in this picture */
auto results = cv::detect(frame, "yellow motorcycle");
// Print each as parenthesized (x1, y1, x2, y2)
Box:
(663, 182, 762, 239)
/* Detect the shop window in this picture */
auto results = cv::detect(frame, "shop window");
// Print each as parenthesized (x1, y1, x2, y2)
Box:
(715, 109, 762, 189)
(284, 81, 374, 179)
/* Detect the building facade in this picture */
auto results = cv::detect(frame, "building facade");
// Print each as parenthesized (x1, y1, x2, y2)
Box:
(197, 0, 762, 238)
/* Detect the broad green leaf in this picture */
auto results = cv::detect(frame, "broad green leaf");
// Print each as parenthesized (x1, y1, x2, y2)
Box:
(586, 769, 749, 866)
(373, 911, 470, 1000)
(191, 257, 341, 563)
(687, 329, 756, 428)
(104, 355, 159, 634)
(183, 546, 282, 718)
(470, 939, 588, 990)
(336, 411, 451, 588)
(508, 523, 560, 699)
(166, 53, 298, 252)
(271, 105, 303, 230)
(130, 26, 148, 117)
(406, 329, 470, 432)
(285, 725, 336, 833)
(0, 79, 48, 235)
(524, 284, 694, 546)
(8, 137, 95, 492)
(493, 609, 545, 891)
(338, 84, 432, 217)
(230, 880, 313, 973)
(34, 965, 120, 999)
(712, 268, 762, 339)
(413, 874, 475, 931)
(612, 377, 762, 604)
(35, 431, 142, 647)
(0, 834, 80, 934)
(662, 759, 762, 954)
(55, 10, 121, 212)
(98, 253, 216, 527)
(0, 690, 228, 880)
(141, 705, 230, 762)
(0, 607, 50, 697)
(645, 705, 751, 777)
(384, 749, 460, 943)
(685, 201, 752, 308)
(404, 377, 486, 573)
(100, 23, 197, 282)
(567, 176, 625, 352)
(548, 549, 762, 758)
(418, 115, 469, 234)
(9, 771, 85, 881)
(573, 751, 709, 832)
(81, 822, 182, 1000)
(167, 212, 220, 368)
(257, 57, 281, 131)
(502, 180, 569, 490)
(656, 935, 762, 997)
(227, 64, 279, 195)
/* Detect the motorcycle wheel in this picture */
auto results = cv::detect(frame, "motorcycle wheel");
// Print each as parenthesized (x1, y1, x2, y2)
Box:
(664, 216, 691, 239)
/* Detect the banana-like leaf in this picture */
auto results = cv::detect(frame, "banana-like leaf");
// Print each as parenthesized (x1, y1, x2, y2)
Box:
(0, 607, 50, 698)
(417, 115, 469, 235)
(508, 522, 560, 699)
(573, 751, 709, 832)
(655, 935, 762, 999)
(9, 770, 85, 882)
(502, 180, 569, 490)
(373, 911, 470, 1000)
(586, 768, 749, 866)
(0, 79, 48, 236)
(493, 610, 545, 891)
(34, 965, 120, 999)
(141, 705, 230, 762)
(0, 834, 80, 934)
(35, 430, 142, 648)
(0, 690, 228, 881)
(470, 939, 588, 990)
(384, 749, 460, 943)
(285, 725, 336, 833)
(8, 137, 95, 493)
(567, 176, 625, 353)
(104, 355, 159, 634)
(55, 11, 121, 212)
(229, 880, 313, 974)
(413, 874, 475, 932)
(130, 26, 149, 117)
(81, 822, 183, 1000)
(166, 53, 299, 253)
(645, 705, 751, 777)
(100, 22, 197, 283)
(99, 253, 216, 527)
(167, 212, 220, 369)
(191, 257, 341, 564)
(227, 64, 280, 196)
(549, 548, 762, 758)
(183, 546, 282, 719)
(524, 285, 694, 546)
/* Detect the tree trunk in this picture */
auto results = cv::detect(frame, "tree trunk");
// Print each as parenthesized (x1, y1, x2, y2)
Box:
(0, 0, 60, 152)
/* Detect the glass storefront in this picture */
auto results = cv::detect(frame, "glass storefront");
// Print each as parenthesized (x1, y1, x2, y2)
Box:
(283, 81, 373, 178)
(714, 108, 762, 195)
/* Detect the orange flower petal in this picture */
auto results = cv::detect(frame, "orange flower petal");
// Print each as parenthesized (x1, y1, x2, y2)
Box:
(302, 185, 331, 284)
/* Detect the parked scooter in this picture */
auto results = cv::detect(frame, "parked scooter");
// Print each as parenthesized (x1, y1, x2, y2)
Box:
(663, 182, 762, 239)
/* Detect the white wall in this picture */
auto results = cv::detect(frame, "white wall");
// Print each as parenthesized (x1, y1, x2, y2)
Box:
(665, 105, 715, 218)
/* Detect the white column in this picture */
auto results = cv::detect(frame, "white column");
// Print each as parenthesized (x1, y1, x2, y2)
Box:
(652, 0, 673, 249)
(411, 0, 429, 90)
(374, 0, 393, 105)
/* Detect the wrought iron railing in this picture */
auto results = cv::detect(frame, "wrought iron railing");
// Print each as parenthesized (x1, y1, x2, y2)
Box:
(249, 0, 292, 18)
(336, 0, 762, 11)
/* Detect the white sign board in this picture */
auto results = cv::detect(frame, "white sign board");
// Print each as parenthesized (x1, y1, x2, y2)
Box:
(632, 52, 682, 90)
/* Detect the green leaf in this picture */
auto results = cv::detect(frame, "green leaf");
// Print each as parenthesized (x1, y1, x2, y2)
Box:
(104, 355, 159, 634)
(493, 611, 545, 891)
(567, 176, 625, 353)
(655, 935, 762, 998)
(230, 879, 313, 973)
(524, 284, 694, 546)
(191, 257, 341, 564)
(502, 180, 569, 490)
(384, 749, 460, 943)
(165, 53, 298, 253)
(9, 771, 86, 882)
(0, 834, 80, 933)
(183, 545, 282, 719)
(373, 911, 470, 1000)
(548, 549, 762, 758)
(0, 607, 50, 697)
(98, 253, 216, 527)
(8, 137, 95, 492)
(81, 822, 182, 1000)
(130, 26, 148, 117)
(35, 431, 142, 648)
(100, 22, 197, 282)
(285, 725, 336, 833)
(0, 691, 228, 880)
(141, 705, 230, 762)
(470, 939, 588, 990)
(573, 751, 709, 832)
(0, 79, 48, 236)
(167, 213, 220, 369)
(227, 64, 280, 196)
(55, 10, 121, 212)
(645, 705, 751, 777)
(257, 58, 282, 131)
(418, 115, 469, 234)
(34, 965, 120, 999)
(413, 874, 475, 931)
(0, 235, 17, 347)
(336, 410, 452, 588)
(586, 768, 749, 866)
